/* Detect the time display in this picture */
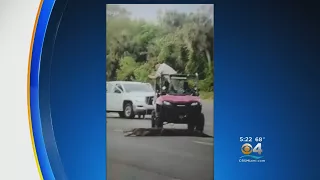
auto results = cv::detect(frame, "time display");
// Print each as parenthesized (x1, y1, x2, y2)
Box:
(240, 137, 252, 142)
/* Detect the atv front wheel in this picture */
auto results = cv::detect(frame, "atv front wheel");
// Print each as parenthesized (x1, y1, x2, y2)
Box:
(187, 123, 195, 131)
(195, 113, 205, 132)
(155, 112, 163, 128)
(151, 110, 156, 128)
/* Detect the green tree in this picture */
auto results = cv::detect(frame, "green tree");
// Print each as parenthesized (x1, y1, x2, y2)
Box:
(106, 5, 214, 92)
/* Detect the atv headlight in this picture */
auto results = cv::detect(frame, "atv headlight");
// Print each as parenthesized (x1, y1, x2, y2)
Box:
(191, 102, 200, 106)
(163, 101, 171, 105)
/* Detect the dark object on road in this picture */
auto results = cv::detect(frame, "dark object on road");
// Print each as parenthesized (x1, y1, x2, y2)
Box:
(123, 128, 212, 137)
(151, 73, 204, 132)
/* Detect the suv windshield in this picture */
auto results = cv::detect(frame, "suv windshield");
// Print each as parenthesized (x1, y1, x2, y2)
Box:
(123, 83, 154, 93)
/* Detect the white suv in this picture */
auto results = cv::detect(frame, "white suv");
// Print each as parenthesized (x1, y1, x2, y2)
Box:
(106, 81, 155, 118)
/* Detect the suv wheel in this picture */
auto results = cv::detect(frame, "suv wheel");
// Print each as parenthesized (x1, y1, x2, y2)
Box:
(138, 113, 146, 119)
(124, 102, 135, 119)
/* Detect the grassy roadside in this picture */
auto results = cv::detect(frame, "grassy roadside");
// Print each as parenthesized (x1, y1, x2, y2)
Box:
(199, 91, 214, 100)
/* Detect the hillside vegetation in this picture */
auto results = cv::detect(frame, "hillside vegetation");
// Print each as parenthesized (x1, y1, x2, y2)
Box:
(106, 5, 214, 96)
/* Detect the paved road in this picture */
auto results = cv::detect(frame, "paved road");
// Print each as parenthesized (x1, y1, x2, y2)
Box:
(107, 101, 214, 180)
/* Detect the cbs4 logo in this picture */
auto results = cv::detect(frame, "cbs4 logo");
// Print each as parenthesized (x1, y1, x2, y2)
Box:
(241, 143, 263, 155)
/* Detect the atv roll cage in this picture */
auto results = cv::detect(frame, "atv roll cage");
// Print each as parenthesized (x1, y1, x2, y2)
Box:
(153, 73, 200, 97)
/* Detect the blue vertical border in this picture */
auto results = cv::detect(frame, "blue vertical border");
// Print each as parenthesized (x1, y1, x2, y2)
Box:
(25, 1, 320, 179)
(28, 0, 56, 179)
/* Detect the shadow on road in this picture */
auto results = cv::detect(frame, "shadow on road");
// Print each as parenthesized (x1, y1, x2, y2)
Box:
(108, 117, 151, 120)
(123, 128, 213, 138)
(107, 114, 152, 120)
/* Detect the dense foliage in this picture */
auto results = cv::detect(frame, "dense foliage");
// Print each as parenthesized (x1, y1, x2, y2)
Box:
(106, 5, 214, 92)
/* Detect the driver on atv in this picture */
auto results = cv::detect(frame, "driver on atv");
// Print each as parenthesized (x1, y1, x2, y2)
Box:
(148, 63, 178, 90)
(183, 81, 192, 94)
(148, 63, 177, 82)
(149, 63, 177, 106)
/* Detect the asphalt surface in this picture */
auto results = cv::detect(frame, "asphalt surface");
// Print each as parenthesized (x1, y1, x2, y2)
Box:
(107, 101, 214, 180)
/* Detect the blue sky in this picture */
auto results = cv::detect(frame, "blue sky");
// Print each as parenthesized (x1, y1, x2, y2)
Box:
(118, 4, 214, 22)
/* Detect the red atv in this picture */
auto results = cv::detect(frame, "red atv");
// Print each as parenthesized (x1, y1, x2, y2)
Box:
(151, 74, 205, 132)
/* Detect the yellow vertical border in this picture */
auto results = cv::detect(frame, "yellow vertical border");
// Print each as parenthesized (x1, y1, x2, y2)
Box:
(27, 0, 45, 179)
